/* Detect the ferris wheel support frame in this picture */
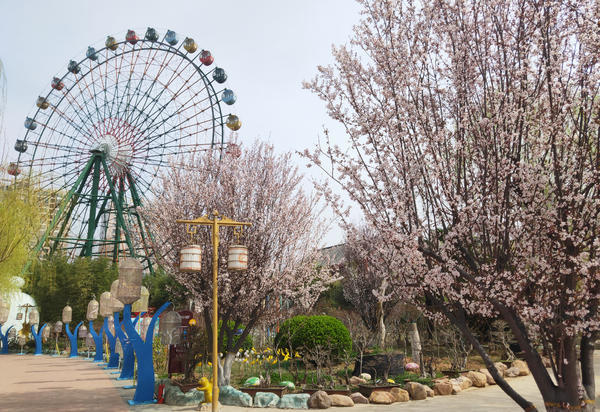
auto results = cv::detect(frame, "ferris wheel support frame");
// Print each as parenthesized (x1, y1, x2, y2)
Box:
(26, 149, 156, 273)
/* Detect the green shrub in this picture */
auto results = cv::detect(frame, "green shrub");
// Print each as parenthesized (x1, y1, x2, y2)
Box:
(275, 315, 352, 358)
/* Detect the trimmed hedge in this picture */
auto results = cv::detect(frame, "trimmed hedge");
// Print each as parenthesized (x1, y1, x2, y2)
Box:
(275, 315, 352, 358)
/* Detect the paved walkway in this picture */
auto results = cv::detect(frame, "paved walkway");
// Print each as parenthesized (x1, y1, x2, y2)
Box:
(0, 353, 598, 411)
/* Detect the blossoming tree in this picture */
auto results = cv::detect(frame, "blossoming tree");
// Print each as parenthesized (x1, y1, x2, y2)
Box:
(144, 141, 337, 385)
(303, 1, 600, 410)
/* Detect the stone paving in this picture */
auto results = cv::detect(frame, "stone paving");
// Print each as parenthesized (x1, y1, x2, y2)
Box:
(0, 353, 598, 411)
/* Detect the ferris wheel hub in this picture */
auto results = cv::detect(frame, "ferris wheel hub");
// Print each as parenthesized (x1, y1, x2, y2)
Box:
(94, 134, 133, 176)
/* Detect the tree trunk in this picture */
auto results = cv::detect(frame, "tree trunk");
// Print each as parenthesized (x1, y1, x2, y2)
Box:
(408, 322, 421, 366)
(580, 335, 596, 401)
(218, 352, 236, 387)
(377, 301, 386, 348)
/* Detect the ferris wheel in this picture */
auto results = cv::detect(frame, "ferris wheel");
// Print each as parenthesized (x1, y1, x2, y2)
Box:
(11, 28, 242, 272)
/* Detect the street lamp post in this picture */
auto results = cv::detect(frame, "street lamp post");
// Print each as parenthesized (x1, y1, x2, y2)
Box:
(177, 210, 251, 411)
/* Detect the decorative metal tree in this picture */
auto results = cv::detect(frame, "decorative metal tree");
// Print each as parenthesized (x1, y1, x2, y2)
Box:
(116, 287, 147, 381)
(12, 27, 239, 274)
(99, 291, 118, 368)
(28, 308, 47, 356)
(87, 297, 104, 362)
(0, 298, 11, 354)
(117, 258, 170, 405)
(63, 305, 83, 358)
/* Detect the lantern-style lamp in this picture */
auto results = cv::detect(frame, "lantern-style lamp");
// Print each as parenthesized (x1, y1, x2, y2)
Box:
(199, 50, 214, 66)
(165, 30, 178, 45)
(24, 117, 37, 130)
(67, 60, 80, 74)
(8, 328, 16, 339)
(180, 245, 202, 272)
(62, 305, 72, 323)
(183, 37, 198, 53)
(53, 321, 63, 334)
(132, 286, 150, 313)
(17, 334, 26, 354)
(213, 67, 227, 84)
(110, 280, 125, 312)
(86, 47, 98, 61)
(222, 89, 236, 105)
(145, 27, 159, 42)
(35, 96, 49, 110)
(79, 324, 88, 339)
(116, 258, 143, 304)
(42, 323, 51, 340)
(16, 312, 23, 321)
(226, 114, 242, 131)
(29, 308, 39, 325)
(0, 298, 10, 324)
(108, 315, 115, 335)
(87, 297, 99, 320)
(105, 36, 118, 51)
(228, 245, 249, 271)
(99, 291, 113, 317)
(159, 310, 182, 345)
(85, 332, 93, 347)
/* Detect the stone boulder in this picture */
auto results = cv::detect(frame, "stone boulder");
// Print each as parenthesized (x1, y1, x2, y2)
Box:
(197, 401, 222, 412)
(349, 392, 369, 404)
(405, 382, 428, 400)
(493, 362, 507, 377)
(369, 391, 395, 404)
(454, 376, 472, 390)
(512, 360, 530, 376)
(434, 382, 453, 396)
(255, 392, 280, 408)
(308, 391, 331, 409)
(219, 385, 253, 407)
(329, 394, 354, 407)
(465, 371, 487, 388)
(505, 367, 520, 378)
(279, 394, 310, 409)
(390, 387, 410, 402)
(349, 376, 366, 385)
(451, 384, 462, 395)
(479, 368, 496, 385)
(425, 386, 434, 397)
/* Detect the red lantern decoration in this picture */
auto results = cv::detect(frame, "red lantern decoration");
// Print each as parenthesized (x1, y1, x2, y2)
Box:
(51, 77, 64, 91)
(126, 30, 138, 45)
(7, 162, 20, 176)
(199, 50, 214, 66)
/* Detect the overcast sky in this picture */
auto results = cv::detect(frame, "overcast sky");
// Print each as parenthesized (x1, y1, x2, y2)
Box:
(0, 0, 363, 246)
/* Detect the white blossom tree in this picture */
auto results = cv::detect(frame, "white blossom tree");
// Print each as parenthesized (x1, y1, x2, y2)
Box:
(143, 141, 337, 385)
(303, 1, 600, 410)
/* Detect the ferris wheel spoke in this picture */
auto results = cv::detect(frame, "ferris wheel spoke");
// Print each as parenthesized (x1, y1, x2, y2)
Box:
(71, 71, 103, 132)
(110, 43, 146, 128)
(124, 45, 197, 132)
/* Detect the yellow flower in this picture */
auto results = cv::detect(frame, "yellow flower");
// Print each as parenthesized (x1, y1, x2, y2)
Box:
(272, 359, 278, 364)
(294, 352, 301, 358)
(208, 361, 212, 366)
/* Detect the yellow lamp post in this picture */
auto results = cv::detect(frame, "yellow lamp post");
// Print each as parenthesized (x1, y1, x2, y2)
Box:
(177, 210, 251, 411)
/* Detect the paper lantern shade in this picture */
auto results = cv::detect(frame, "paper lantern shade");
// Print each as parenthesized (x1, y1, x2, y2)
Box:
(85, 332, 94, 347)
(228, 245, 248, 271)
(8, 328, 16, 339)
(53, 321, 63, 334)
(140, 317, 152, 340)
(110, 280, 125, 312)
(29, 309, 39, 325)
(0, 298, 10, 323)
(159, 310, 182, 345)
(87, 298, 99, 321)
(78, 325, 88, 338)
(62, 305, 72, 323)
(132, 286, 149, 313)
(42, 324, 51, 340)
(108, 316, 115, 335)
(99, 292, 113, 317)
(180, 245, 202, 272)
(16, 312, 23, 321)
(117, 258, 143, 304)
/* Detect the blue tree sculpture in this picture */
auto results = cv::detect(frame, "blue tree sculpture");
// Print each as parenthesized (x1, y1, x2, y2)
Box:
(64, 321, 83, 357)
(0, 325, 13, 354)
(88, 320, 104, 362)
(102, 316, 119, 368)
(115, 312, 142, 381)
(31, 323, 48, 355)
(122, 301, 171, 405)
